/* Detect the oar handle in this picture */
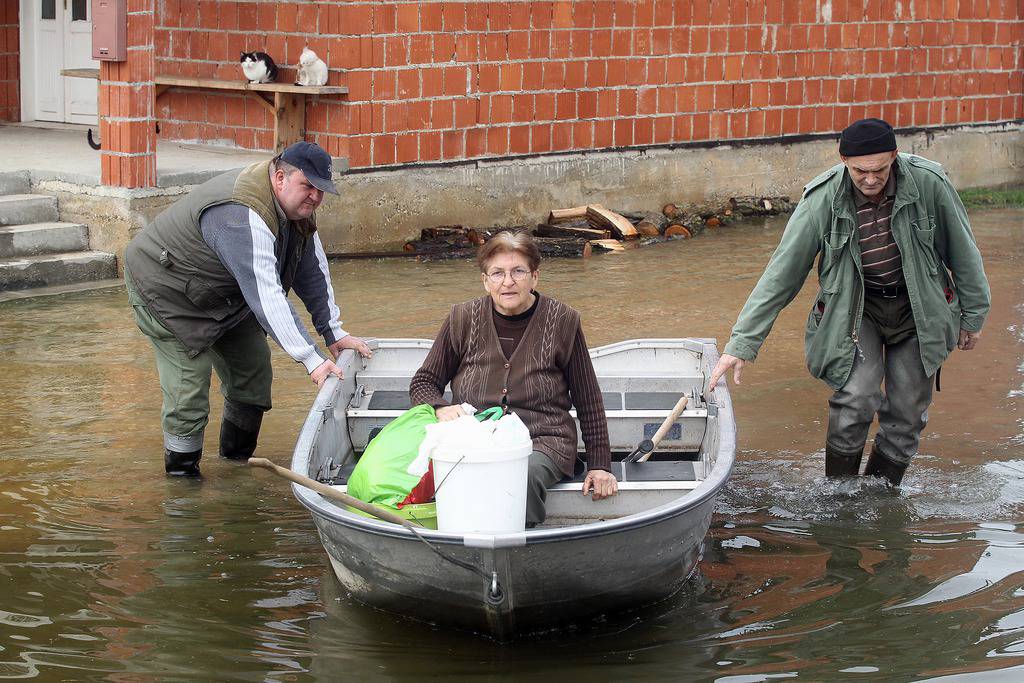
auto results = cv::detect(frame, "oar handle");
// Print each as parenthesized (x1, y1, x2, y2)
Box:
(248, 457, 415, 529)
(638, 395, 689, 463)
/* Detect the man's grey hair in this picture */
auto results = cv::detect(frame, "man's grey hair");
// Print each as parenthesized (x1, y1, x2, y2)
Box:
(271, 154, 300, 176)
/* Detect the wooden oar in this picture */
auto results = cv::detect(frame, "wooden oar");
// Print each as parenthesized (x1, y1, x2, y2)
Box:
(624, 395, 690, 463)
(248, 457, 416, 529)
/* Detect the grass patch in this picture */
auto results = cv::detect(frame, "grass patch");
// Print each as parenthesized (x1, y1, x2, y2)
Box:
(958, 187, 1024, 208)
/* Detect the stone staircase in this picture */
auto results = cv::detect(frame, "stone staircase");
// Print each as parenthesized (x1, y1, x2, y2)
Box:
(0, 172, 118, 293)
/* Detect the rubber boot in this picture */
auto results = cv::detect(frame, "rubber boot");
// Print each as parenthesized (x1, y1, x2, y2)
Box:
(825, 443, 864, 477)
(864, 447, 908, 486)
(219, 400, 264, 461)
(165, 449, 202, 477)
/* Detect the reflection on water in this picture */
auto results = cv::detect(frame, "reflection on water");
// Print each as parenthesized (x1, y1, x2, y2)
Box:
(0, 209, 1021, 680)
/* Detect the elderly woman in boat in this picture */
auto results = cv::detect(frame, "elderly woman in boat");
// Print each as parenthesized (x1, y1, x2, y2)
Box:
(409, 230, 618, 526)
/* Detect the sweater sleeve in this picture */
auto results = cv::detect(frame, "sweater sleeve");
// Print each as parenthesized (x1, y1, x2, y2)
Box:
(200, 203, 326, 374)
(565, 325, 612, 472)
(409, 315, 459, 408)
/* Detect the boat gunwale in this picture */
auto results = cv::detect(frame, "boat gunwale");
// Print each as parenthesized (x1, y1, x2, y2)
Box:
(290, 338, 735, 546)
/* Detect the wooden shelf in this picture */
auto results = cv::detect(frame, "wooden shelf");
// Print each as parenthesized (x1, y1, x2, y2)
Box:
(57, 70, 348, 154)
(154, 75, 347, 96)
(60, 68, 100, 79)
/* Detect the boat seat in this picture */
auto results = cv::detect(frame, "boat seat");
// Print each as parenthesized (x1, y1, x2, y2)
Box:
(366, 390, 451, 410)
(325, 459, 696, 489)
(357, 390, 708, 413)
(562, 460, 696, 484)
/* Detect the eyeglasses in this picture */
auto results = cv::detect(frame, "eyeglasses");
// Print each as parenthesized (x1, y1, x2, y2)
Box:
(485, 267, 532, 284)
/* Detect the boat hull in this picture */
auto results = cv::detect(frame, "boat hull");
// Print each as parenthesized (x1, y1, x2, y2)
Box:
(291, 338, 735, 639)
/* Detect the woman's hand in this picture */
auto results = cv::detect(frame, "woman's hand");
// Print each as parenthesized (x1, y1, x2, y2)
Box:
(435, 405, 467, 422)
(583, 469, 618, 500)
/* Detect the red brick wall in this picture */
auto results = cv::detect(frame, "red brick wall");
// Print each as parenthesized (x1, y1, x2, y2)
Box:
(154, 0, 1024, 168)
(0, 0, 19, 122)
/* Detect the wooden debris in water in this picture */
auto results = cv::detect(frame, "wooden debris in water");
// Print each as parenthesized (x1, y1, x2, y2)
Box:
(585, 204, 639, 240)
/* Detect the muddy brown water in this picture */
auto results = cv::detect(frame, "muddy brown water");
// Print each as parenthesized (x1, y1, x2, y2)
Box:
(0, 208, 1022, 681)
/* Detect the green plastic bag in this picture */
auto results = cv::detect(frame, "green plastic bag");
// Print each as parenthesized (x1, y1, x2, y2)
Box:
(347, 405, 504, 508)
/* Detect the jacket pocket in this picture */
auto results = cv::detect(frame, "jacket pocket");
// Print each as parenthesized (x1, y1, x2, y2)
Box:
(184, 276, 236, 321)
(806, 290, 832, 333)
(911, 216, 939, 275)
(821, 230, 851, 284)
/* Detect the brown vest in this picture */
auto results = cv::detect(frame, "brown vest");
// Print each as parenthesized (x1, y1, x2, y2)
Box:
(448, 295, 581, 476)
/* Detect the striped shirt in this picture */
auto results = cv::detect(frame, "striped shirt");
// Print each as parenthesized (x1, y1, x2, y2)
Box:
(854, 169, 902, 288)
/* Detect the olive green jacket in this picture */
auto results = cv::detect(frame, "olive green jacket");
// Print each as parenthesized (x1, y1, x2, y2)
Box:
(723, 153, 990, 390)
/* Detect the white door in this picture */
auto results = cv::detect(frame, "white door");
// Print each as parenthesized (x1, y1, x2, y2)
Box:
(34, 0, 98, 124)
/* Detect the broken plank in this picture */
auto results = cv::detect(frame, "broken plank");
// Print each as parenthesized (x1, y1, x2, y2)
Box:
(586, 205, 639, 240)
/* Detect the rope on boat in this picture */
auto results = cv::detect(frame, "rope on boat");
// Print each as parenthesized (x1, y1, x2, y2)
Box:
(399, 521, 506, 604)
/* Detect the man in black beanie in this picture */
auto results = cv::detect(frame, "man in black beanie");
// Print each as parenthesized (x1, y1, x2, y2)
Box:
(709, 118, 990, 486)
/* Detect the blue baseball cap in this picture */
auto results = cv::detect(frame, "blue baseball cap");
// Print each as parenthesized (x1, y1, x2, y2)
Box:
(280, 141, 339, 195)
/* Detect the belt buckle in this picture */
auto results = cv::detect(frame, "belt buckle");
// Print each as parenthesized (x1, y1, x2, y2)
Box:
(881, 286, 898, 299)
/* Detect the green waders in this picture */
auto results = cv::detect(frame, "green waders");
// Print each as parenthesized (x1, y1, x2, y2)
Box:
(127, 275, 273, 475)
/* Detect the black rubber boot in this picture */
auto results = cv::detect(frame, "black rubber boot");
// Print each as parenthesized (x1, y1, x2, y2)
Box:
(165, 449, 202, 477)
(219, 400, 264, 461)
(825, 444, 864, 477)
(864, 447, 908, 486)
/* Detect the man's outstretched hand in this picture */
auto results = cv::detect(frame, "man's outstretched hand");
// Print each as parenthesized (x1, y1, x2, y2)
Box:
(708, 353, 746, 390)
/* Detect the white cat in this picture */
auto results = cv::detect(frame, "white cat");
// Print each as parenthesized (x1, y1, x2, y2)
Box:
(295, 47, 328, 87)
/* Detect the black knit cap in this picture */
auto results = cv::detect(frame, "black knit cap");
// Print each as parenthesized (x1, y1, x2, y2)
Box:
(839, 118, 897, 156)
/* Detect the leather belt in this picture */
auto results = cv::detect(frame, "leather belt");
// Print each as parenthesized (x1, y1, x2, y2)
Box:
(864, 283, 906, 299)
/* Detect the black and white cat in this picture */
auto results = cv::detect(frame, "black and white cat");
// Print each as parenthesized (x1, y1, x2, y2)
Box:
(239, 51, 278, 84)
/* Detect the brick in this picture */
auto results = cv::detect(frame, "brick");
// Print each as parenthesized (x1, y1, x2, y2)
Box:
(466, 126, 487, 157)
(509, 125, 530, 154)
(573, 121, 594, 148)
(442, 130, 465, 159)
(613, 118, 633, 146)
(488, 126, 510, 154)
(396, 4, 420, 32)
(444, 67, 468, 96)
(535, 92, 556, 120)
(455, 97, 479, 127)
(373, 134, 397, 166)
(396, 133, 418, 163)
(430, 99, 454, 129)
(442, 3, 466, 31)
(421, 3, 444, 31)
(530, 123, 552, 153)
(512, 94, 534, 122)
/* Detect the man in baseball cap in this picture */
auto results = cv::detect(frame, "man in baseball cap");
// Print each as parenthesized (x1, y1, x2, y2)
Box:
(124, 140, 371, 477)
(279, 140, 339, 195)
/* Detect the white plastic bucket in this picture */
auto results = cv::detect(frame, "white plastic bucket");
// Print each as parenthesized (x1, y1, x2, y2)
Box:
(430, 441, 532, 534)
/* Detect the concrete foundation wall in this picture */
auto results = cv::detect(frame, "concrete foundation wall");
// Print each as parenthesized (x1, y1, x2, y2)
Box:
(34, 121, 1024, 262)
(313, 121, 1024, 253)
(34, 180, 185, 276)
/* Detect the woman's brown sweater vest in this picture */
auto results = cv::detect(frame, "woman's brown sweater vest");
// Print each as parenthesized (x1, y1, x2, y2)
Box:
(410, 294, 611, 477)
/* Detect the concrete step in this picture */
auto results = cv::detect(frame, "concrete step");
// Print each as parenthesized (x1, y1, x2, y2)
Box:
(0, 251, 118, 291)
(0, 222, 90, 257)
(0, 194, 59, 227)
(0, 171, 31, 195)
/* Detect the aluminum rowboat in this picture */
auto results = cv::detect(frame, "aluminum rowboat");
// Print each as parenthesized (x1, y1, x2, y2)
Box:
(290, 338, 735, 639)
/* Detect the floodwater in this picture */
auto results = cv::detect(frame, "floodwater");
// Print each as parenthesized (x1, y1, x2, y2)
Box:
(1, 208, 1022, 681)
